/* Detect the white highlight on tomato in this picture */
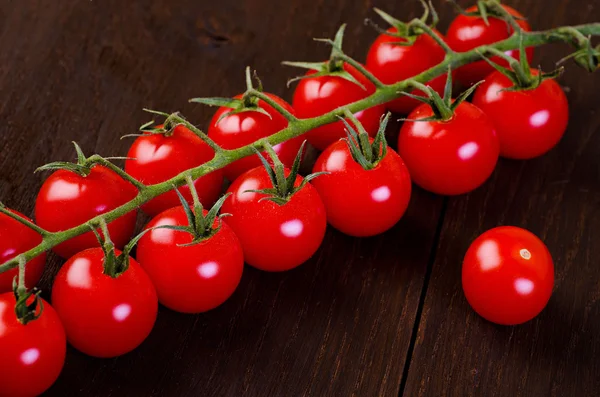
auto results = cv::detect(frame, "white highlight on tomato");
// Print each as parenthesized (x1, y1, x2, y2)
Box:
(67, 257, 92, 289)
(46, 179, 82, 201)
(280, 219, 304, 238)
(411, 121, 434, 138)
(325, 149, 347, 172)
(112, 303, 132, 322)
(197, 261, 219, 279)
(530, 110, 550, 127)
(371, 186, 391, 202)
(514, 278, 535, 295)
(241, 117, 256, 131)
(237, 178, 260, 202)
(135, 140, 172, 163)
(150, 217, 178, 244)
(520, 248, 532, 260)
(458, 141, 479, 160)
(485, 82, 505, 102)
(457, 25, 485, 41)
(20, 348, 40, 365)
(477, 240, 501, 271)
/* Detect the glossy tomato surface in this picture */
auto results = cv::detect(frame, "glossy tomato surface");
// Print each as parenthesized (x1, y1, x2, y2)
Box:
(137, 206, 244, 313)
(0, 210, 46, 293)
(462, 226, 554, 325)
(446, 5, 533, 87)
(0, 293, 66, 397)
(366, 27, 447, 114)
(35, 166, 137, 259)
(312, 140, 412, 236)
(472, 71, 569, 159)
(125, 125, 223, 216)
(222, 167, 326, 271)
(208, 93, 304, 181)
(398, 102, 499, 195)
(291, 63, 386, 150)
(51, 248, 158, 358)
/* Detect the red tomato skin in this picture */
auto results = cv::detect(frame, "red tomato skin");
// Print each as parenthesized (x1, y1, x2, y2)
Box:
(35, 166, 138, 259)
(222, 167, 327, 271)
(125, 125, 224, 217)
(291, 63, 386, 151)
(0, 293, 66, 397)
(446, 5, 533, 87)
(0, 210, 46, 293)
(312, 140, 412, 236)
(472, 71, 569, 159)
(51, 248, 158, 358)
(366, 28, 448, 114)
(208, 93, 304, 181)
(398, 102, 499, 195)
(462, 226, 554, 325)
(136, 207, 244, 313)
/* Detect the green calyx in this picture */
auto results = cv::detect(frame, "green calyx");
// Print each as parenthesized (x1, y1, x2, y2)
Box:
(340, 109, 390, 170)
(12, 257, 43, 325)
(478, 32, 564, 91)
(165, 175, 232, 246)
(401, 66, 481, 122)
(35, 142, 93, 177)
(367, 0, 439, 46)
(558, 28, 600, 72)
(449, 0, 525, 27)
(189, 67, 272, 125)
(282, 24, 366, 89)
(247, 141, 326, 206)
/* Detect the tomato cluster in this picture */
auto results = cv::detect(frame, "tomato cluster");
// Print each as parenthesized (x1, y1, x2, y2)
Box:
(0, 2, 576, 394)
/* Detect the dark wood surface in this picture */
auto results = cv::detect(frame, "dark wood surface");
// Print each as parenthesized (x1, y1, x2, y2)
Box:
(0, 0, 598, 396)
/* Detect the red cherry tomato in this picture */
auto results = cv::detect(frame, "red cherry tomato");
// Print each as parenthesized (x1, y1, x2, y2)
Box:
(0, 293, 66, 397)
(207, 93, 304, 181)
(366, 27, 448, 114)
(0, 210, 46, 293)
(35, 166, 137, 259)
(462, 226, 554, 325)
(125, 125, 224, 217)
(222, 167, 326, 271)
(472, 70, 569, 159)
(51, 248, 158, 358)
(312, 140, 412, 236)
(398, 102, 499, 195)
(136, 207, 244, 313)
(446, 5, 533, 87)
(291, 63, 386, 150)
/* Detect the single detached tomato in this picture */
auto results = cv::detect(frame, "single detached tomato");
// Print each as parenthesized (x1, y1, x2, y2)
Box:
(312, 140, 411, 236)
(125, 125, 224, 216)
(0, 210, 46, 293)
(398, 102, 499, 195)
(472, 70, 569, 159)
(366, 28, 448, 114)
(51, 248, 158, 358)
(291, 63, 386, 150)
(35, 166, 137, 259)
(446, 5, 533, 87)
(137, 206, 244, 313)
(207, 93, 304, 181)
(222, 167, 326, 271)
(462, 226, 554, 325)
(0, 293, 66, 397)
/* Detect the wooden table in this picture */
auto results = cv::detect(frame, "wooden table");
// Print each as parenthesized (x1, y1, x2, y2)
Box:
(1, 0, 598, 395)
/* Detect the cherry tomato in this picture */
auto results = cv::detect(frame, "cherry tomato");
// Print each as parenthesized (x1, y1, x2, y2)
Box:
(0, 210, 46, 293)
(312, 140, 412, 236)
(472, 70, 569, 159)
(125, 125, 224, 217)
(35, 166, 138, 259)
(222, 167, 326, 271)
(207, 93, 304, 181)
(291, 63, 386, 151)
(462, 226, 554, 325)
(137, 207, 244, 313)
(51, 248, 158, 358)
(398, 102, 499, 195)
(446, 5, 533, 87)
(0, 293, 66, 397)
(366, 27, 448, 114)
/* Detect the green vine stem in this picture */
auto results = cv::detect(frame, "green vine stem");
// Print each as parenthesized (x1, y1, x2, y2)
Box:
(0, 21, 599, 274)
